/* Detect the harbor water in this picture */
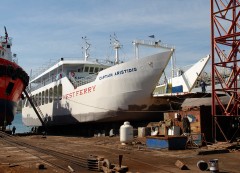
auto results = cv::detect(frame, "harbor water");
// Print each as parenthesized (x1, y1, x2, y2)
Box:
(8, 113, 31, 133)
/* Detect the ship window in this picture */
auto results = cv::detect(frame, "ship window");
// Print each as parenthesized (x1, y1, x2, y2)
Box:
(42, 91, 45, 105)
(94, 67, 99, 73)
(26, 99, 29, 107)
(22, 97, 26, 108)
(34, 94, 37, 106)
(78, 67, 83, 72)
(36, 95, 39, 107)
(7, 45, 10, 48)
(5, 82, 14, 95)
(33, 95, 37, 106)
(28, 96, 34, 108)
(53, 86, 57, 101)
(89, 67, 94, 73)
(58, 84, 62, 100)
(49, 88, 53, 103)
(84, 66, 89, 72)
(39, 93, 41, 106)
(45, 89, 48, 104)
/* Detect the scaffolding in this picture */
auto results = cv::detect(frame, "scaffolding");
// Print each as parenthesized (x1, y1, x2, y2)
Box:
(211, 0, 240, 142)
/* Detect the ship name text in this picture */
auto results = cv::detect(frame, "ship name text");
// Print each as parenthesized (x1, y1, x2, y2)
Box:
(99, 67, 137, 80)
(63, 85, 96, 99)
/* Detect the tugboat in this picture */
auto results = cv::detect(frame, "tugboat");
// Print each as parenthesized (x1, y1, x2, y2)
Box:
(0, 27, 29, 129)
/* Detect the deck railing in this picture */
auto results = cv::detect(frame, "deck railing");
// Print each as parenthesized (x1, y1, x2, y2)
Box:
(71, 73, 98, 87)
(30, 72, 98, 91)
(30, 57, 116, 80)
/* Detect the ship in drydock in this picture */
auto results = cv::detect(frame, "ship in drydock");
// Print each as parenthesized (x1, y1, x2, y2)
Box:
(0, 27, 29, 128)
(22, 37, 174, 127)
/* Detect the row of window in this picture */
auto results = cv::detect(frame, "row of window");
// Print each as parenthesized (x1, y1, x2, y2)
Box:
(78, 66, 105, 74)
(25, 84, 62, 107)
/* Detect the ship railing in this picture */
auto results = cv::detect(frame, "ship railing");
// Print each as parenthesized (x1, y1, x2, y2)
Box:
(133, 39, 175, 50)
(31, 59, 60, 80)
(87, 58, 116, 66)
(29, 77, 53, 91)
(75, 74, 98, 87)
(68, 74, 78, 87)
(0, 36, 12, 44)
(30, 58, 115, 80)
(29, 71, 98, 91)
(67, 72, 98, 88)
(12, 56, 18, 64)
(29, 73, 66, 91)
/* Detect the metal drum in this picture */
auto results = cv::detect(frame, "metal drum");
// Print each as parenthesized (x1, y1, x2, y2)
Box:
(209, 159, 219, 173)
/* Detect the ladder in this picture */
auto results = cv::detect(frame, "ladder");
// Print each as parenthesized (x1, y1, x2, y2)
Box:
(23, 87, 45, 127)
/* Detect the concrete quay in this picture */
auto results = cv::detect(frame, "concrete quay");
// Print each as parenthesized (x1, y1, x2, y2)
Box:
(0, 135, 239, 173)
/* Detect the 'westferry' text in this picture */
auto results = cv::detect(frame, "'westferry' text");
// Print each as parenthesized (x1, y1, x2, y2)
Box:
(63, 85, 96, 99)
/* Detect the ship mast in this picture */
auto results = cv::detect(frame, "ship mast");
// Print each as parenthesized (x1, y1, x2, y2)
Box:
(4, 26, 8, 43)
(133, 39, 175, 77)
(1, 26, 13, 62)
(82, 36, 90, 61)
(110, 34, 121, 64)
(133, 39, 174, 58)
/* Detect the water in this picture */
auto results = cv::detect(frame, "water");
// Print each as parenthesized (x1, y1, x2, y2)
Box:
(9, 113, 31, 133)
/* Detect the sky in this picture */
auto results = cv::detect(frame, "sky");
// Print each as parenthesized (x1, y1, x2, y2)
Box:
(0, 0, 211, 76)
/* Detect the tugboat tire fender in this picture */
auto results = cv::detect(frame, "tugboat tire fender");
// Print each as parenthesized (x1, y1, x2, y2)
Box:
(0, 65, 29, 86)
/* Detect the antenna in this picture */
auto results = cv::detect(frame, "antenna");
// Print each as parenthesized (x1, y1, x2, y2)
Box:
(4, 26, 8, 43)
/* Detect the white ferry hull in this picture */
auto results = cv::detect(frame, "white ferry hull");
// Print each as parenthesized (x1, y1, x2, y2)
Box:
(22, 51, 173, 126)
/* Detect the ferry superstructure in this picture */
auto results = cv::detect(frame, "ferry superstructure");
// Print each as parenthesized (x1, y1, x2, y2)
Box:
(0, 27, 29, 128)
(22, 38, 174, 127)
